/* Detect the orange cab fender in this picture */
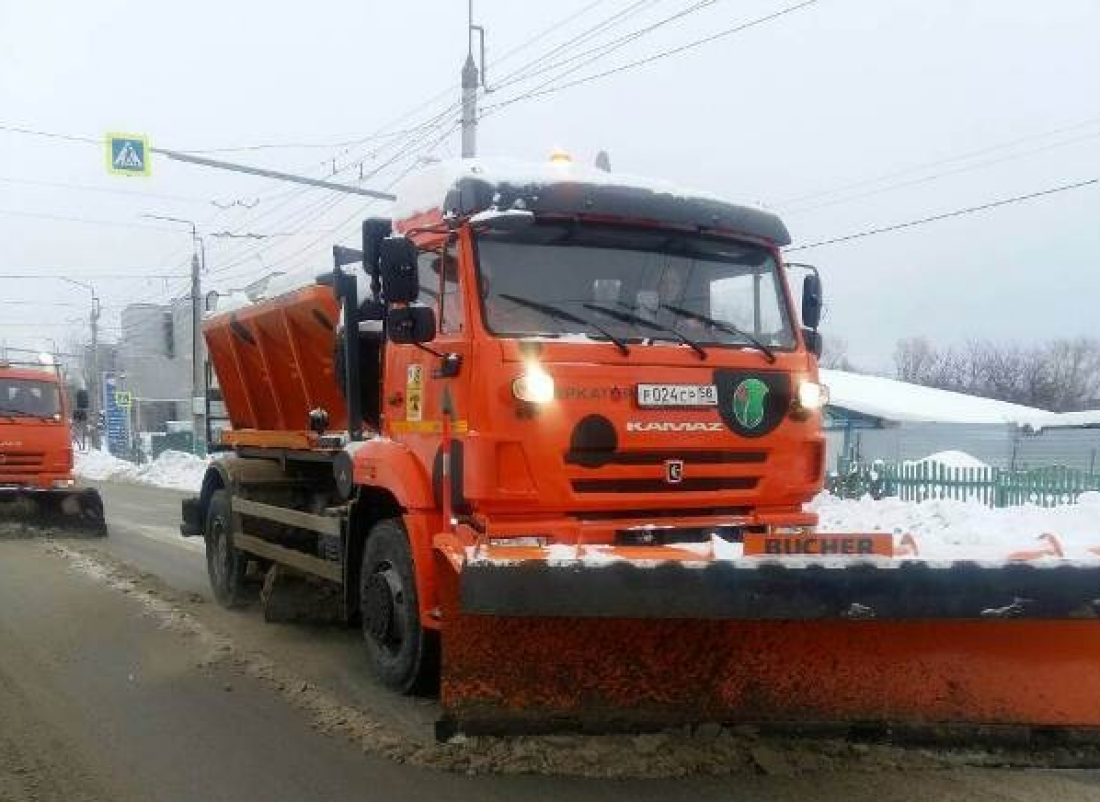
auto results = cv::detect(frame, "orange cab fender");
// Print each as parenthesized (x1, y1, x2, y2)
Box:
(344, 438, 435, 511)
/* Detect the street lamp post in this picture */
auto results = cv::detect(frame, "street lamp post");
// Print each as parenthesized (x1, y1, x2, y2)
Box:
(59, 277, 100, 449)
(142, 214, 205, 454)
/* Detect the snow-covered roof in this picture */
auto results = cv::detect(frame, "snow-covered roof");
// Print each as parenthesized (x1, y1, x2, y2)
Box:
(1041, 409, 1100, 429)
(820, 369, 1054, 427)
(390, 157, 791, 245)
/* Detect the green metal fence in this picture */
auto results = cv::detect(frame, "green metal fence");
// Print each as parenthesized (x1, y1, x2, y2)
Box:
(828, 459, 1100, 508)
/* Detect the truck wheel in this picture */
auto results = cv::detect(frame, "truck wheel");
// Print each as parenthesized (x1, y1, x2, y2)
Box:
(360, 519, 439, 694)
(204, 489, 249, 608)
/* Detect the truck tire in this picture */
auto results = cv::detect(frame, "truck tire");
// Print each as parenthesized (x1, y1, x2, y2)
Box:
(360, 519, 439, 694)
(204, 489, 249, 608)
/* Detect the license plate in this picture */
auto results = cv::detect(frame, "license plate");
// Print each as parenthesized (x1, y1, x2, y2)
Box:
(636, 383, 718, 407)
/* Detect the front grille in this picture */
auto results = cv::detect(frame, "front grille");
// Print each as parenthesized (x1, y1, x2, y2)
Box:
(0, 452, 45, 475)
(565, 449, 766, 467)
(571, 477, 758, 494)
(573, 506, 751, 520)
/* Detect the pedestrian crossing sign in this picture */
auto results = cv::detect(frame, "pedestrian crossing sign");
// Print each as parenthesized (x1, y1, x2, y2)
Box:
(106, 133, 151, 177)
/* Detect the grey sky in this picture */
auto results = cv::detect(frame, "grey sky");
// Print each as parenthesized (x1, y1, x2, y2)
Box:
(1, 0, 1097, 370)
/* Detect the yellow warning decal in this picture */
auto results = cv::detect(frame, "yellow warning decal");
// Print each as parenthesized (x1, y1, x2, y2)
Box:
(406, 364, 423, 422)
(390, 419, 469, 435)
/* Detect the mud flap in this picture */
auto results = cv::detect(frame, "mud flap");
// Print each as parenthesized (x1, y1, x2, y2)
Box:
(437, 555, 1100, 735)
(0, 488, 107, 537)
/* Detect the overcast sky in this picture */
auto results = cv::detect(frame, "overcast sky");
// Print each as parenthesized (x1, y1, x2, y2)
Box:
(1, 0, 1097, 370)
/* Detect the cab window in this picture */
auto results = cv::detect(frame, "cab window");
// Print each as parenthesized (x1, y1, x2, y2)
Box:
(416, 243, 464, 335)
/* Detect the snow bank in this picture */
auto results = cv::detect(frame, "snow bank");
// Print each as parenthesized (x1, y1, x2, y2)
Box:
(75, 449, 207, 492)
(907, 450, 989, 470)
(810, 491, 1100, 561)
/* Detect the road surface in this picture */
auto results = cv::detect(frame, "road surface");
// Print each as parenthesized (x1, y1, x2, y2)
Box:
(3, 479, 1100, 801)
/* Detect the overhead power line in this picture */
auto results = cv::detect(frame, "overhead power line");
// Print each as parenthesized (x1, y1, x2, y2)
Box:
(0, 175, 210, 204)
(786, 177, 1099, 252)
(773, 113, 1100, 209)
(483, 0, 820, 114)
(491, 0, 718, 94)
(0, 272, 187, 280)
(0, 208, 189, 232)
(780, 130, 1100, 217)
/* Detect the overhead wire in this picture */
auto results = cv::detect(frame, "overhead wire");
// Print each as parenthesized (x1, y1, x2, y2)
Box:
(785, 176, 1099, 252)
(482, 0, 820, 115)
(779, 129, 1100, 216)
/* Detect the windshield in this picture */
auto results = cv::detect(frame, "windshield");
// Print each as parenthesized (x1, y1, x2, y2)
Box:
(475, 223, 796, 349)
(0, 378, 62, 418)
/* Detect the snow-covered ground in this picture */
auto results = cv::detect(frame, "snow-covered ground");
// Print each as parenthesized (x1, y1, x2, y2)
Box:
(75, 448, 208, 493)
(811, 490, 1100, 561)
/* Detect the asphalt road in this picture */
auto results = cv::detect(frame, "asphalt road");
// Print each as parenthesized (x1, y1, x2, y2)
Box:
(3, 479, 1100, 801)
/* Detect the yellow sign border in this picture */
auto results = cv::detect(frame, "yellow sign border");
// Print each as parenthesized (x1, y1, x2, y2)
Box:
(105, 132, 151, 177)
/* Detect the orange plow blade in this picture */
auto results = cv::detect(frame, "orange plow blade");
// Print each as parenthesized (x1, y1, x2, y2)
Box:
(434, 537, 1100, 736)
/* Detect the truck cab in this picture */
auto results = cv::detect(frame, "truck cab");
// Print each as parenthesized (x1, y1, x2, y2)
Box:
(379, 158, 826, 532)
(0, 361, 74, 490)
(0, 359, 104, 534)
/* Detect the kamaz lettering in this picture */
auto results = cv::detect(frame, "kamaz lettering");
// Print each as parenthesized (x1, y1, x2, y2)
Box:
(626, 422, 725, 433)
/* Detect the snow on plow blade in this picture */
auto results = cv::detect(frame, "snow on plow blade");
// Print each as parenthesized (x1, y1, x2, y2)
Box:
(435, 537, 1100, 735)
(0, 488, 107, 536)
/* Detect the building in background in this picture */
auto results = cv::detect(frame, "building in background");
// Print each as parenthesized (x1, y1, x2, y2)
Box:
(116, 299, 194, 434)
(823, 369, 1100, 472)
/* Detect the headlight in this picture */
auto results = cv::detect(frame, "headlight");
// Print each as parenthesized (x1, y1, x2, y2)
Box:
(797, 381, 828, 410)
(512, 364, 555, 404)
(52, 478, 76, 489)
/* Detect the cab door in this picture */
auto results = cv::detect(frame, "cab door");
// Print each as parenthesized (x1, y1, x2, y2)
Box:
(383, 236, 472, 507)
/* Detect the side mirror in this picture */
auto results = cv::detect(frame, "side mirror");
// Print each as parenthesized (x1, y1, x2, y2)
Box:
(803, 328, 823, 359)
(801, 273, 823, 330)
(387, 306, 436, 345)
(379, 236, 419, 303)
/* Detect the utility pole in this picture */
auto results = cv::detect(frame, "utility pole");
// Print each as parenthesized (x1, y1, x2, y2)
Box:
(60, 277, 100, 449)
(461, 0, 488, 158)
(141, 214, 205, 454)
(190, 248, 203, 453)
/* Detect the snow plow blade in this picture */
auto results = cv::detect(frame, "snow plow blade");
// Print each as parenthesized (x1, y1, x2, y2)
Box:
(0, 487, 107, 537)
(434, 538, 1100, 736)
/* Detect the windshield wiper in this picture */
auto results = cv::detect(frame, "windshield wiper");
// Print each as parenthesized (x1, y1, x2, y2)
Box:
(582, 303, 706, 360)
(660, 304, 776, 364)
(498, 294, 630, 355)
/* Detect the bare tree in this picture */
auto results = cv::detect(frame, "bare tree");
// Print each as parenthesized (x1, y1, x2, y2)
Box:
(819, 335, 856, 371)
(892, 337, 1100, 412)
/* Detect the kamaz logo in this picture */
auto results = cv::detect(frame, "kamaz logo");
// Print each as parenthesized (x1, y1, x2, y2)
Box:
(626, 422, 724, 433)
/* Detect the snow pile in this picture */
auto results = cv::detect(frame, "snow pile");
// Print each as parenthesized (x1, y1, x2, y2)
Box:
(820, 369, 1053, 426)
(74, 448, 139, 482)
(907, 450, 989, 470)
(133, 450, 209, 491)
(75, 449, 207, 492)
(810, 491, 1100, 561)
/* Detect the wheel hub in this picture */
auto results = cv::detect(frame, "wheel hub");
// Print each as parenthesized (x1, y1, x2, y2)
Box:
(364, 569, 400, 643)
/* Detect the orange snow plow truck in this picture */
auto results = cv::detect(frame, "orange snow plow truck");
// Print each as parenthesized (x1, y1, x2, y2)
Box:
(182, 158, 1100, 736)
(0, 359, 105, 535)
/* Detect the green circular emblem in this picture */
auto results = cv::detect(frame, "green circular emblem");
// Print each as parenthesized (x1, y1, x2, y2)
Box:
(732, 378, 768, 429)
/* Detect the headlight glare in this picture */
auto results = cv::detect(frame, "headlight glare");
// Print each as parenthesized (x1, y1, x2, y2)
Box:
(797, 381, 828, 410)
(512, 365, 555, 404)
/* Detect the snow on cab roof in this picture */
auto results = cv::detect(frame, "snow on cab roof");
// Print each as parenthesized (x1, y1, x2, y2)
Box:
(391, 158, 791, 245)
(820, 369, 1055, 427)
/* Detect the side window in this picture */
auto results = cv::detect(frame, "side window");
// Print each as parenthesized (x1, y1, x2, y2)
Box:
(416, 250, 440, 310)
(439, 241, 464, 335)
